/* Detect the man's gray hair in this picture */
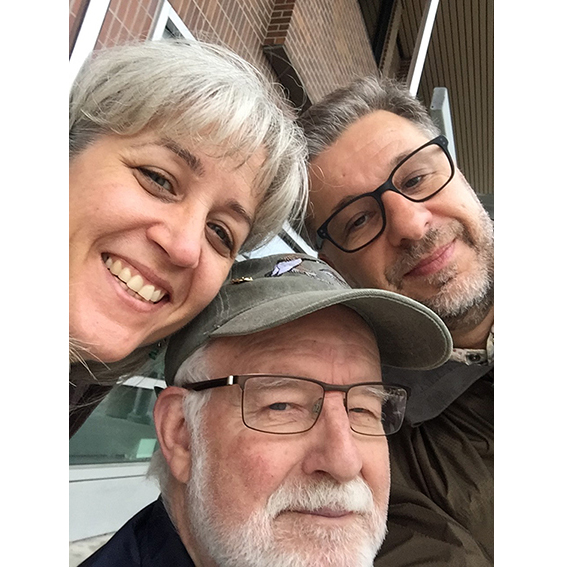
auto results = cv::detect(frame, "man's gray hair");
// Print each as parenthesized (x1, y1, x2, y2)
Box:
(298, 75, 439, 162)
(70, 38, 308, 252)
(297, 75, 440, 245)
(147, 342, 213, 499)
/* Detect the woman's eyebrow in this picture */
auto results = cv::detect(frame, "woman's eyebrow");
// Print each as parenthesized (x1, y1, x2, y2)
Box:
(133, 138, 206, 176)
(160, 138, 206, 176)
(133, 139, 254, 227)
(227, 200, 254, 229)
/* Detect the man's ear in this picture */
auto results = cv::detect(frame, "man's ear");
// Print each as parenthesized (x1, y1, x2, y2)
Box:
(154, 387, 192, 485)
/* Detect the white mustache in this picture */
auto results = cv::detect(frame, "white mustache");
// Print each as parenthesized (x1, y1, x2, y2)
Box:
(266, 477, 375, 518)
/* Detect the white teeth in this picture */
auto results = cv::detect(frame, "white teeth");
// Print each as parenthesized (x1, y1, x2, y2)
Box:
(110, 260, 123, 276)
(118, 267, 132, 283)
(138, 284, 155, 301)
(127, 275, 144, 293)
(151, 289, 163, 302)
(104, 255, 166, 304)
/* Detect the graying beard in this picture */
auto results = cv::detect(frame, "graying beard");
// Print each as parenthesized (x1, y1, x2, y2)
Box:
(422, 278, 494, 332)
(385, 209, 494, 332)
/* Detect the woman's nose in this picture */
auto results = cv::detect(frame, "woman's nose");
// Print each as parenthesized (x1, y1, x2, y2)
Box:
(146, 212, 205, 268)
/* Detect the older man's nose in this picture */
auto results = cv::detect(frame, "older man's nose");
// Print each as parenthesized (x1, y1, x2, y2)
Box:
(301, 394, 363, 483)
(382, 191, 432, 247)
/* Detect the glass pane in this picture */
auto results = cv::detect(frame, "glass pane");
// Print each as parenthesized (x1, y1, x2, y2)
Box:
(69, 377, 163, 466)
(348, 385, 385, 435)
(393, 144, 451, 199)
(328, 196, 383, 249)
(243, 376, 321, 433)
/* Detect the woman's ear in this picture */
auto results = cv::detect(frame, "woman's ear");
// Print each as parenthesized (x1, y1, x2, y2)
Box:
(153, 387, 192, 484)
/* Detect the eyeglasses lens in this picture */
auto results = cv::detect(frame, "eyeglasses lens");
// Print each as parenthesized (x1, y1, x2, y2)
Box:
(347, 384, 406, 436)
(326, 142, 451, 251)
(243, 376, 323, 434)
(391, 144, 452, 200)
(327, 195, 384, 252)
(242, 376, 406, 436)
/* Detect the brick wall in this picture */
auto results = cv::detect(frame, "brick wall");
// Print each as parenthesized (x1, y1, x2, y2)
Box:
(168, 0, 277, 79)
(70, 0, 377, 105)
(96, 0, 161, 48)
(167, 0, 377, 104)
(287, 0, 378, 103)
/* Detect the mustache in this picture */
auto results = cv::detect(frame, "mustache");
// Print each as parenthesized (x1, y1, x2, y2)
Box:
(266, 476, 375, 518)
(385, 221, 472, 288)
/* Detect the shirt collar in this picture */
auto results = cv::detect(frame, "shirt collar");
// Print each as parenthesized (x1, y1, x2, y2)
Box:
(449, 325, 494, 366)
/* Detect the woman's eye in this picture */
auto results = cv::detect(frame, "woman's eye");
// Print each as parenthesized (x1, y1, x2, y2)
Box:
(207, 222, 235, 255)
(138, 168, 174, 195)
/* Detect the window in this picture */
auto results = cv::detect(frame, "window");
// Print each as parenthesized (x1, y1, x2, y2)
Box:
(69, 0, 111, 86)
(69, 376, 164, 465)
(150, 1, 195, 40)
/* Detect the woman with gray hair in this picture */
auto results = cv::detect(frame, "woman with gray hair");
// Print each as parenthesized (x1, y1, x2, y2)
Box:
(69, 39, 308, 435)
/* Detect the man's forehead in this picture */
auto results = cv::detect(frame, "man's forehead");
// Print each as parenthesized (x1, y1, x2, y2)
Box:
(312, 111, 428, 180)
(308, 111, 430, 224)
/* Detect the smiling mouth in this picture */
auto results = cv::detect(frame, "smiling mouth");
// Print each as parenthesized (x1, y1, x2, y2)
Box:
(103, 254, 167, 304)
(404, 240, 456, 278)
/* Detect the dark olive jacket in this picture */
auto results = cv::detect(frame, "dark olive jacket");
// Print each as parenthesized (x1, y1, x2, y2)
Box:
(375, 362, 494, 567)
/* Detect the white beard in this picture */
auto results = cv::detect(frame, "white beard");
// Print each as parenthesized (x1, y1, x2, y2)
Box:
(184, 427, 387, 567)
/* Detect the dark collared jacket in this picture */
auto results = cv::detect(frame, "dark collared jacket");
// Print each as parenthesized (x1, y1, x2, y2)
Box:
(79, 498, 194, 567)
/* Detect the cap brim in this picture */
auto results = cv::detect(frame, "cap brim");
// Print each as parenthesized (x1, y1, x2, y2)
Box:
(210, 288, 452, 370)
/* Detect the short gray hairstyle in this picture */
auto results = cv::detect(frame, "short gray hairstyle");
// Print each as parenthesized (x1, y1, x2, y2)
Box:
(70, 38, 308, 252)
(298, 75, 439, 162)
(297, 75, 440, 244)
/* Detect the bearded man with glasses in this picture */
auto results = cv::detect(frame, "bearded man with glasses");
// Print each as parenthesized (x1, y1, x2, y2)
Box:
(299, 77, 494, 567)
(79, 254, 452, 567)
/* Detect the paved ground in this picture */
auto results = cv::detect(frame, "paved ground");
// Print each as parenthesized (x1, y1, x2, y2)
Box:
(69, 533, 114, 566)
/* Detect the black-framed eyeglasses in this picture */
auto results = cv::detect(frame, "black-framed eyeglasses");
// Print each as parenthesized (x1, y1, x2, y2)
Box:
(315, 135, 455, 253)
(180, 374, 408, 436)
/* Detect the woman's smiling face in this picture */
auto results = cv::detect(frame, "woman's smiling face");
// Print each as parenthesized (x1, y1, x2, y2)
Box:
(69, 131, 263, 362)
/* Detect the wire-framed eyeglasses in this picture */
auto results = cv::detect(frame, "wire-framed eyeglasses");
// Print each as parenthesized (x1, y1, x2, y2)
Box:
(315, 135, 455, 253)
(180, 374, 408, 436)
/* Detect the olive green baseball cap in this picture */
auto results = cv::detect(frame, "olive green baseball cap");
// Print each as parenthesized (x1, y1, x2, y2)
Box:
(164, 254, 452, 384)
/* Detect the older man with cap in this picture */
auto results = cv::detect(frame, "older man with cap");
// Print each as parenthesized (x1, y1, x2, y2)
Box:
(80, 253, 451, 567)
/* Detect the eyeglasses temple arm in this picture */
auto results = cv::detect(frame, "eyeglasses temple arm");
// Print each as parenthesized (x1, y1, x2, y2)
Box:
(181, 376, 236, 392)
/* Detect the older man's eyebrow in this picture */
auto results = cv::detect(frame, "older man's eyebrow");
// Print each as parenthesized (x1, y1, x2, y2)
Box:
(389, 149, 413, 170)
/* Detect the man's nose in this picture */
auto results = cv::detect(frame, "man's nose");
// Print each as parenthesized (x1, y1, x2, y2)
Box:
(381, 191, 432, 247)
(301, 393, 363, 483)
(146, 209, 205, 268)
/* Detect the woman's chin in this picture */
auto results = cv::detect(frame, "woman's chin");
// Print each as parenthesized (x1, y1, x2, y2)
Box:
(69, 326, 141, 365)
